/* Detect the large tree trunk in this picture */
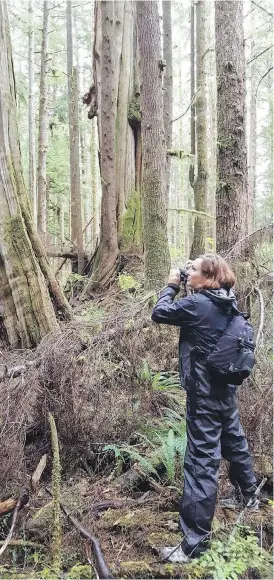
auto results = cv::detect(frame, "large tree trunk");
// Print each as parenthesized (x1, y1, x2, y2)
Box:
(190, 0, 208, 259)
(37, 0, 49, 246)
(85, 0, 119, 292)
(92, 0, 141, 253)
(28, 0, 36, 225)
(162, 0, 173, 204)
(215, 0, 248, 252)
(66, 2, 84, 274)
(91, 117, 100, 251)
(137, 0, 170, 290)
(0, 2, 71, 349)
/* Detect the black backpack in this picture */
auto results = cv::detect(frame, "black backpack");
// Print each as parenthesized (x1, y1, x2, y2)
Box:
(206, 313, 256, 385)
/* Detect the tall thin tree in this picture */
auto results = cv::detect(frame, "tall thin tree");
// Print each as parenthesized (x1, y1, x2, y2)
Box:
(37, 0, 50, 245)
(215, 0, 248, 252)
(190, 0, 208, 258)
(137, 0, 170, 289)
(28, 0, 36, 224)
(162, 0, 173, 203)
(66, 1, 84, 274)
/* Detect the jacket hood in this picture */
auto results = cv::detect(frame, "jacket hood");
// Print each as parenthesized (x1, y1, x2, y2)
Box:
(199, 288, 238, 310)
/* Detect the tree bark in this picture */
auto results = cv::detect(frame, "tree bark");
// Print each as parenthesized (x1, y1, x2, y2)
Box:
(37, 1, 49, 246)
(92, 0, 141, 253)
(91, 117, 100, 251)
(190, 0, 208, 259)
(0, 2, 71, 348)
(215, 0, 248, 252)
(189, 0, 196, 190)
(85, 0, 119, 292)
(137, 0, 170, 289)
(162, 0, 173, 204)
(66, 2, 84, 274)
(28, 0, 36, 225)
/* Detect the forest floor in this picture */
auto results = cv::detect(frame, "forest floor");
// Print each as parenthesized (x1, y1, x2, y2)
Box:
(0, 261, 273, 579)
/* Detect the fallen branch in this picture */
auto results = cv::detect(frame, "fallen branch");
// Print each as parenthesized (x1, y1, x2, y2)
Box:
(46, 488, 113, 579)
(0, 359, 40, 382)
(31, 454, 47, 492)
(230, 478, 267, 534)
(0, 540, 44, 549)
(223, 222, 273, 259)
(0, 490, 29, 557)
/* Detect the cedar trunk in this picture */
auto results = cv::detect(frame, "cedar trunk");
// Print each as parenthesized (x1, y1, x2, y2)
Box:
(190, 0, 207, 259)
(137, 0, 170, 289)
(0, 2, 71, 349)
(92, 0, 141, 252)
(215, 0, 248, 252)
(85, 0, 119, 292)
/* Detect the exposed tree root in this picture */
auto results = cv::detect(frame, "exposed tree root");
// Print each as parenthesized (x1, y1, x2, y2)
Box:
(46, 488, 113, 579)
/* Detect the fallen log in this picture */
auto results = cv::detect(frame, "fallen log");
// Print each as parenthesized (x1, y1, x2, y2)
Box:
(46, 488, 113, 579)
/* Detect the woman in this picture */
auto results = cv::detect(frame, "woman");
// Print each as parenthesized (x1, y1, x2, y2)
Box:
(151, 254, 257, 562)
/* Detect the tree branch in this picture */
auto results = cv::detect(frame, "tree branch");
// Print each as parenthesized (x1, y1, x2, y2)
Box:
(256, 66, 273, 98)
(251, 0, 273, 18)
(247, 44, 273, 65)
(171, 87, 200, 123)
(0, 491, 29, 557)
(168, 207, 214, 219)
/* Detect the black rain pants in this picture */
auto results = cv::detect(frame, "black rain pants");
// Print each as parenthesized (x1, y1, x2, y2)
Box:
(180, 389, 257, 558)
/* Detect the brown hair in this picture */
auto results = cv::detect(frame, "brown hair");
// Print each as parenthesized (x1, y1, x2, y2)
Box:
(199, 253, 236, 290)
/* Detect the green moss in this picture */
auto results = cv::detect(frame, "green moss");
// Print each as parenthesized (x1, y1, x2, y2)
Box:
(128, 98, 141, 126)
(120, 190, 142, 250)
(147, 531, 181, 548)
(67, 563, 94, 579)
(120, 560, 152, 577)
(118, 273, 140, 293)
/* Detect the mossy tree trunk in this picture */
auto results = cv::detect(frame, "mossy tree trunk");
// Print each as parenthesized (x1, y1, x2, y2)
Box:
(215, 0, 248, 252)
(190, 0, 208, 259)
(91, 0, 141, 255)
(85, 0, 119, 292)
(137, 0, 170, 290)
(0, 2, 71, 348)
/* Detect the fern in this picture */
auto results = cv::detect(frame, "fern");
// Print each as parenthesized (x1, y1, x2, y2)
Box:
(103, 444, 158, 477)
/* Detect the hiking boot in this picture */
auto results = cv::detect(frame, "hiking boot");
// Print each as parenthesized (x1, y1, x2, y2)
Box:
(219, 494, 260, 511)
(160, 545, 189, 563)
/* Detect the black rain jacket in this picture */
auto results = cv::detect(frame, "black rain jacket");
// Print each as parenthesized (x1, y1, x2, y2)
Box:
(151, 284, 239, 397)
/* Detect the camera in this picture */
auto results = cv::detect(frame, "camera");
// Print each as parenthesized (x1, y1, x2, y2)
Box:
(179, 268, 189, 284)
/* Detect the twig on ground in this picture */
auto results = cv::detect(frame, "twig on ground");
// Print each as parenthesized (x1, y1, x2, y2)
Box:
(0, 490, 29, 557)
(46, 488, 113, 579)
(230, 478, 267, 535)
